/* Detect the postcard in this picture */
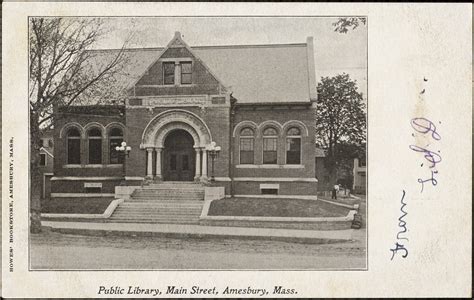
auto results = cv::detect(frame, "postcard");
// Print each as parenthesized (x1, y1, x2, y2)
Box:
(1, 2, 471, 298)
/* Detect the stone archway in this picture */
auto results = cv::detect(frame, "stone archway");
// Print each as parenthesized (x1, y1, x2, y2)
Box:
(140, 110, 212, 181)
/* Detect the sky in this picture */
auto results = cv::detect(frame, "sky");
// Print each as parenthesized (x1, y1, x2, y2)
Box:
(94, 17, 367, 97)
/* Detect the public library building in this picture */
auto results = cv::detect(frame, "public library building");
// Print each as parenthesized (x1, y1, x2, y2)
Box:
(51, 32, 319, 198)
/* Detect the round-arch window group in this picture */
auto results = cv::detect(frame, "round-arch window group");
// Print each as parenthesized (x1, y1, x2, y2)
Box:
(65, 125, 124, 165)
(238, 126, 302, 165)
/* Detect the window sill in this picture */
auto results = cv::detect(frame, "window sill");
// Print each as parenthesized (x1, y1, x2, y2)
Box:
(104, 164, 124, 168)
(236, 164, 304, 169)
(63, 164, 82, 168)
(63, 164, 123, 169)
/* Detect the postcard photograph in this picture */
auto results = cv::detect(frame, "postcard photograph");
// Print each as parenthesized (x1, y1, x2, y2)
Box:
(27, 16, 368, 271)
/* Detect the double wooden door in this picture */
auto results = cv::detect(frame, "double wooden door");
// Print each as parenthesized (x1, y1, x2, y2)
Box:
(163, 130, 195, 181)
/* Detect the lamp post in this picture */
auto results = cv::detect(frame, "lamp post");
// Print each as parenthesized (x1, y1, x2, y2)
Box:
(206, 141, 221, 182)
(115, 141, 132, 185)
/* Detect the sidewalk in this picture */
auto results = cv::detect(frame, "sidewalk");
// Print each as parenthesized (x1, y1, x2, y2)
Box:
(42, 221, 357, 244)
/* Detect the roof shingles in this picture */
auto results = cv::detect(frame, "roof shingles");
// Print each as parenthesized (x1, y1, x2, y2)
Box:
(86, 40, 312, 104)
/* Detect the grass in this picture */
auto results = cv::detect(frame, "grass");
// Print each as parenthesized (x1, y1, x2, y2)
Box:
(208, 197, 350, 218)
(41, 197, 115, 214)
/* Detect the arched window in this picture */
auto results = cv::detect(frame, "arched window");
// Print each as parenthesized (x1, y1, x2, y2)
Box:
(87, 127, 102, 164)
(286, 127, 301, 164)
(109, 128, 124, 164)
(263, 127, 278, 164)
(239, 127, 255, 164)
(66, 127, 81, 164)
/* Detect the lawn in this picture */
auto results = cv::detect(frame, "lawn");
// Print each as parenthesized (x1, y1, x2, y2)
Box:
(41, 197, 115, 214)
(208, 197, 350, 218)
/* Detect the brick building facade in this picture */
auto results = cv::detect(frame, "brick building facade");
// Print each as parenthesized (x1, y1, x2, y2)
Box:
(51, 32, 319, 198)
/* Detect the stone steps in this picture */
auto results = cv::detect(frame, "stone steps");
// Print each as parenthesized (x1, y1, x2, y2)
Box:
(113, 208, 202, 213)
(111, 214, 201, 219)
(120, 201, 202, 206)
(109, 183, 204, 224)
(110, 203, 203, 224)
(129, 198, 203, 202)
(145, 182, 202, 189)
(130, 195, 202, 198)
(132, 191, 203, 194)
(111, 211, 201, 217)
(135, 189, 204, 193)
(131, 188, 204, 201)
(107, 218, 200, 224)
(109, 215, 200, 221)
(114, 207, 202, 211)
(119, 206, 201, 209)
(132, 193, 204, 198)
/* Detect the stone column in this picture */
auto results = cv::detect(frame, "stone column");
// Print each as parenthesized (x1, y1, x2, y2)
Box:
(155, 147, 163, 180)
(146, 148, 154, 178)
(194, 148, 201, 180)
(201, 149, 208, 179)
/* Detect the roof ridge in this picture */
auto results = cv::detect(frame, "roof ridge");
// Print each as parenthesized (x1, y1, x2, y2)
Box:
(88, 42, 307, 52)
(192, 43, 307, 49)
(87, 47, 164, 52)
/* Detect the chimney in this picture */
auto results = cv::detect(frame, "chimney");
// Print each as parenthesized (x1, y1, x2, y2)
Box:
(306, 36, 317, 101)
(175, 31, 181, 38)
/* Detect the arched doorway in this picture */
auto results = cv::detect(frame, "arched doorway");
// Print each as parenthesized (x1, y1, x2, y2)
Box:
(141, 110, 212, 181)
(163, 129, 195, 181)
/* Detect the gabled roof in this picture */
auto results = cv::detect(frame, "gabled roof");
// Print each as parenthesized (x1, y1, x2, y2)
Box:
(131, 32, 228, 91)
(86, 35, 315, 104)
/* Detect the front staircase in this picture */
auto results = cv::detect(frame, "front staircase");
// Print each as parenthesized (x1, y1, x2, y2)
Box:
(109, 182, 204, 224)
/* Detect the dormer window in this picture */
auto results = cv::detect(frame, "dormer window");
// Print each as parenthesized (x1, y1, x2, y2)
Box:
(181, 62, 192, 85)
(163, 62, 175, 85)
(162, 61, 192, 85)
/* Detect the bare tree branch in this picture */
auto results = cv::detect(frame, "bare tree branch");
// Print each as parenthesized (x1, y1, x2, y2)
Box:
(28, 17, 133, 233)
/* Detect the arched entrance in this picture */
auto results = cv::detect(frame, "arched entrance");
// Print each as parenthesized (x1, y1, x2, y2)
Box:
(163, 129, 195, 181)
(140, 110, 213, 181)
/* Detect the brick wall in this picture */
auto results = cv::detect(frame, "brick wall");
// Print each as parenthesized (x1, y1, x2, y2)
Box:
(53, 106, 126, 178)
(233, 181, 318, 196)
(52, 102, 318, 197)
(231, 104, 316, 180)
(51, 180, 121, 194)
(202, 106, 230, 178)
(134, 46, 222, 96)
(124, 105, 231, 179)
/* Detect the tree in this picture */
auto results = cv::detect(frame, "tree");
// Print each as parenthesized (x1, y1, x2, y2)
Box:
(333, 17, 366, 34)
(333, 142, 366, 190)
(29, 17, 130, 233)
(315, 74, 366, 186)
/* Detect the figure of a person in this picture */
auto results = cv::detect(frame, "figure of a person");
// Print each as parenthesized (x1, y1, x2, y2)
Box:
(332, 184, 340, 200)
